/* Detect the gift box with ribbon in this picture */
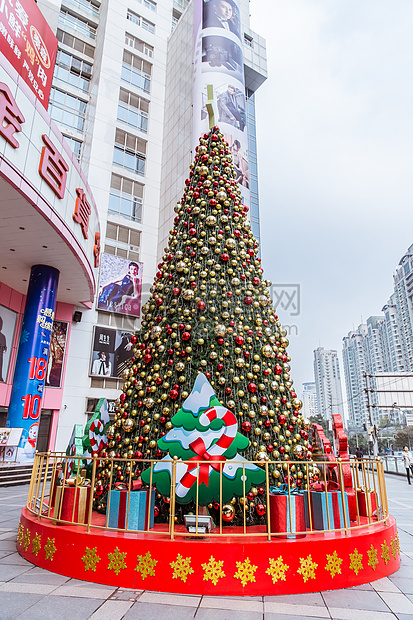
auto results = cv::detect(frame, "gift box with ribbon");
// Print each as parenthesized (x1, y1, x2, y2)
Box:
(54, 477, 92, 524)
(304, 488, 350, 531)
(49, 462, 63, 509)
(106, 488, 155, 531)
(269, 486, 306, 539)
(356, 489, 377, 518)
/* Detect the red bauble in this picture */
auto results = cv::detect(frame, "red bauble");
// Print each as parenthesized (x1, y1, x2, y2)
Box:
(154, 505, 160, 518)
(244, 296, 253, 305)
(252, 277, 260, 286)
(247, 382, 257, 393)
(197, 301, 206, 310)
(156, 449, 162, 458)
(172, 287, 180, 296)
(182, 331, 191, 341)
(209, 199, 217, 207)
(120, 393, 126, 403)
(275, 364, 283, 375)
(225, 387, 231, 395)
(242, 421, 252, 432)
(264, 420, 271, 428)
(247, 492, 254, 501)
(134, 451, 143, 459)
(131, 335, 137, 344)
(169, 389, 179, 400)
(217, 363, 224, 371)
(235, 335, 244, 345)
(221, 253, 229, 261)
(278, 414, 286, 425)
(256, 503, 266, 516)
(189, 227, 197, 236)
(267, 444, 274, 452)
(279, 446, 285, 454)
(179, 323, 185, 330)
(217, 337, 224, 345)
(143, 353, 152, 364)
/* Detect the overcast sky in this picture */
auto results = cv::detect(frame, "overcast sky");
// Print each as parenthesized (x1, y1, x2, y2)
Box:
(249, 0, 413, 407)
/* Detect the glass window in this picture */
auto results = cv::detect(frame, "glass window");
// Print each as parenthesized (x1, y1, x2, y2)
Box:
(109, 173, 143, 223)
(54, 50, 92, 93)
(125, 32, 153, 57)
(58, 9, 97, 39)
(126, 9, 155, 33)
(121, 50, 151, 93)
(63, 135, 82, 161)
(48, 88, 87, 133)
(113, 129, 146, 176)
(117, 89, 149, 133)
(57, 29, 95, 58)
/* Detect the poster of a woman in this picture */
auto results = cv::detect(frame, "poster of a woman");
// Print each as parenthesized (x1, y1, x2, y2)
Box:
(98, 254, 143, 317)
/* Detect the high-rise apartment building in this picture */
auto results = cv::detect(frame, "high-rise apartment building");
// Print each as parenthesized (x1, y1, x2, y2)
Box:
(301, 381, 318, 419)
(313, 347, 345, 424)
(32, 0, 267, 450)
(394, 244, 413, 371)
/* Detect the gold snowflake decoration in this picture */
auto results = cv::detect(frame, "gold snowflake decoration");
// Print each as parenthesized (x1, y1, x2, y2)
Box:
(170, 554, 194, 583)
(349, 548, 363, 575)
(135, 551, 158, 580)
(108, 547, 127, 576)
(234, 557, 258, 587)
(266, 556, 289, 583)
(23, 529, 31, 551)
(381, 540, 390, 565)
(17, 522, 24, 546)
(201, 556, 225, 586)
(390, 536, 397, 560)
(32, 533, 42, 557)
(325, 551, 343, 578)
(44, 538, 56, 561)
(367, 544, 379, 571)
(396, 532, 400, 554)
(297, 555, 318, 582)
(82, 547, 101, 572)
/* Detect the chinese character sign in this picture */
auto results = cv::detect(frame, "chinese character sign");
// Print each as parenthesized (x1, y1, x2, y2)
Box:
(0, 0, 57, 108)
(7, 265, 59, 462)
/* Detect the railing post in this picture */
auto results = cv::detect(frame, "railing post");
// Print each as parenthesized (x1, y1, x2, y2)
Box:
(27, 452, 39, 510)
(87, 454, 97, 532)
(337, 458, 349, 535)
(37, 451, 50, 520)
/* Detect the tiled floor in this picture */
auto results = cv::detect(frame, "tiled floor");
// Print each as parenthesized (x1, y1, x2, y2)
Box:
(0, 474, 412, 619)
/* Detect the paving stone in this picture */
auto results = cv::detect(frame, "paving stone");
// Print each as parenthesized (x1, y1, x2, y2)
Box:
(379, 592, 413, 614)
(201, 596, 263, 612)
(15, 595, 105, 620)
(0, 563, 33, 581)
(196, 610, 262, 620)
(123, 602, 196, 620)
(89, 600, 133, 620)
(0, 591, 43, 619)
(322, 589, 390, 611)
(264, 601, 329, 617)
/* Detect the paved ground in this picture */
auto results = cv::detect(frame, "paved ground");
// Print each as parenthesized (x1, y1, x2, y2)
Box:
(0, 474, 412, 619)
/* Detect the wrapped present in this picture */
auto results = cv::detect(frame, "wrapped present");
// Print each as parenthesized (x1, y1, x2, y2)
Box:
(54, 481, 92, 524)
(269, 486, 306, 539)
(346, 488, 357, 521)
(106, 488, 155, 531)
(357, 489, 377, 518)
(304, 489, 350, 530)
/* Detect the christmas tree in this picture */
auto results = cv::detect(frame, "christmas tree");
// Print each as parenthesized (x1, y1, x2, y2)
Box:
(94, 127, 313, 525)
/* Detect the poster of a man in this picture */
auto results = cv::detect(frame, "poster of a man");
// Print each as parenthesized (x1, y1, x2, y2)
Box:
(202, 35, 243, 79)
(203, 0, 241, 39)
(0, 306, 17, 383)
(46, 321, 68, 388)
(98, 254, 143, 317)
(114, 331, 134, 378)
(224, 132, 249, 188)
(217, 84, 246, 131)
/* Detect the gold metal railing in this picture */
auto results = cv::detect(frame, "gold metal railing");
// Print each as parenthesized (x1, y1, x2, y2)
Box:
(25, 452, 389, 539)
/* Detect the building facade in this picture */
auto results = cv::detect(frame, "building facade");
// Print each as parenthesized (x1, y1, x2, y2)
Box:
(301, 381, 318, 419)
(313, 347, 345, 424)
(29, 0, 268, 451)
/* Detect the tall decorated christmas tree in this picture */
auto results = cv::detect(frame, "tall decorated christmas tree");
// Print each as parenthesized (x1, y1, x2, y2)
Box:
(94, 127, 313, 525)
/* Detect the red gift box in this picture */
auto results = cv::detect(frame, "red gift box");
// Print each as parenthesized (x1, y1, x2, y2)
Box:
(54, 485, 92, 524)
(269, 492, 306, 538)
(346, 488, 357, 521)
(357, 489, 377, 518)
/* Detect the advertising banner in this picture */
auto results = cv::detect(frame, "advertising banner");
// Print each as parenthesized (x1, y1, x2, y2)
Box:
(6, 265, 59, 462)
(97, 253, 143, 318)
(0, 304, 17, 383)
(0, 0, 58, 108)
(45, 320, 68, 388)
(193, 0, 250, 208)
(90, 326, 135, 379)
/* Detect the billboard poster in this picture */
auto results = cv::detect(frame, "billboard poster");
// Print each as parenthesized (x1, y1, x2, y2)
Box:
(45, 320, 68, 388)
(0, 0, 58, 108)
(193, 0, 250, 208)
(6, 265, 59, 463)
(0, 304, 17, 383)
(90, 326, 134, 379)
(97, 253, 143, 318)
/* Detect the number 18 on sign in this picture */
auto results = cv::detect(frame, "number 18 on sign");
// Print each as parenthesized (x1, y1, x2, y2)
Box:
(7, 265, 59, 462)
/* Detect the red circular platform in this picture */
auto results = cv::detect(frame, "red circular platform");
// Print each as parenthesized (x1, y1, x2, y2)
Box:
(17, 508, 400, 595)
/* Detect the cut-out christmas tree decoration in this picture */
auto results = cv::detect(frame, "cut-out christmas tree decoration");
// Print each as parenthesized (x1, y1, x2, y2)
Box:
(83, 398, 110, 456)
(94, 126, 312, 525)
(142, 374, 265, 504)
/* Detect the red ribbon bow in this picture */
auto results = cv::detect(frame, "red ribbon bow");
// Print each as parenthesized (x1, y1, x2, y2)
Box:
(180, 437, 225, 488)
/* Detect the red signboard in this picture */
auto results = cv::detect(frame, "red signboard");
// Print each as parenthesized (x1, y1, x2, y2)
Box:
(0, 0, 57, 108)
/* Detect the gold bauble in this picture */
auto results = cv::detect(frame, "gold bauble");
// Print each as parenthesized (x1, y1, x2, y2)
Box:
(183, 289, 194, 300)
(122, 418, 135, 432)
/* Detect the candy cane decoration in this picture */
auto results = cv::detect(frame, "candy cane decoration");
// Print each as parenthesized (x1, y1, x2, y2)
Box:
(175, 405, 238, 498)
(89, 418, 105, 453)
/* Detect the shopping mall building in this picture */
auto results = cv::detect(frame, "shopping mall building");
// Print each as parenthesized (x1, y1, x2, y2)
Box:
(0, 0, 267, 458)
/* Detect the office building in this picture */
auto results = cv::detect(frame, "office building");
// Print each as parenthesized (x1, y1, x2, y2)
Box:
(301, 381, 318, 419)
(313, 347, 345, 424)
